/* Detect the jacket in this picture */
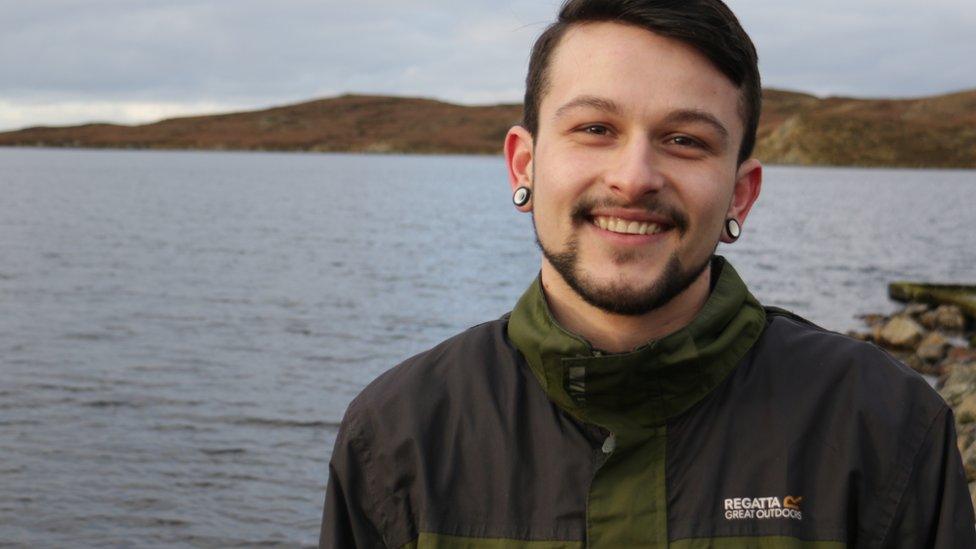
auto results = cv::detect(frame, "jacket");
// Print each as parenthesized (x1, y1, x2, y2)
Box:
(321, 258, 975, 548)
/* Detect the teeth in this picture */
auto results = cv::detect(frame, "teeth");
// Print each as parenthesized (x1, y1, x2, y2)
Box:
(593, 216, 663, 235)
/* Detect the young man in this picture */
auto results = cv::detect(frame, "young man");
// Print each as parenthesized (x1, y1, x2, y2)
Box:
(321, 1, 975, 547)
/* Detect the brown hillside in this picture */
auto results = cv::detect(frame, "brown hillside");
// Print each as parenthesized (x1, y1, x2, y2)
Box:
(0, 95, 522, 155)
(755, 89, 976, 168)
(1, 89, 974, 168)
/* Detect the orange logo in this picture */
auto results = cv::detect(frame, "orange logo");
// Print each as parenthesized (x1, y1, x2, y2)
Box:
(783, 496, 803, 510)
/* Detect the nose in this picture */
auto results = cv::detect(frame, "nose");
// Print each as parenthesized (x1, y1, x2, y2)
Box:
(604, 136, 665, 202)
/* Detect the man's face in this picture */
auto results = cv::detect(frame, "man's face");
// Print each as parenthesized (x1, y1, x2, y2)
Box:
(516, 22, 756, 315)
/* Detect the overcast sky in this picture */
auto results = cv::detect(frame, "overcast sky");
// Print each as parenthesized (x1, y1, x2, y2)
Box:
(2, 0, 974, 131)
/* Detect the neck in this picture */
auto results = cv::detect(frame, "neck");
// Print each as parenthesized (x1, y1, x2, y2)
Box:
(539, 261, 712, 353)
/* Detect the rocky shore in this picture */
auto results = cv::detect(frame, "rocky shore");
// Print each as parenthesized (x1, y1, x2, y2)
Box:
(848, 301, 976, 507)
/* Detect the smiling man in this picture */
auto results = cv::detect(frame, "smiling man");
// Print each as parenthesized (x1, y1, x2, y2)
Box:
(321, 1, 974, 548)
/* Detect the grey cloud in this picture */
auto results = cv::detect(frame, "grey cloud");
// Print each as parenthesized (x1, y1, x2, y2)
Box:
(0, 0, 973, 129)
(734, 0, 976, 96)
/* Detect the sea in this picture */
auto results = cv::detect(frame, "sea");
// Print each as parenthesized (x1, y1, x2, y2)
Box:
(0, 147, 973, 547)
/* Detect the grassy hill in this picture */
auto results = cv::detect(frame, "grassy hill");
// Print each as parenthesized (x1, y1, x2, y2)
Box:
(1, 89, 974, 168)
(754, 89, 976, 168)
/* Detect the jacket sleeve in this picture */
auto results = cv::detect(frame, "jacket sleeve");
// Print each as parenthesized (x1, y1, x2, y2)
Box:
(880, 407, 975, 548)
(320, 416, 387, 549)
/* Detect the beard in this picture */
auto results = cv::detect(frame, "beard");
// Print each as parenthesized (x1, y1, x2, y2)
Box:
(533, 197, 712, 317)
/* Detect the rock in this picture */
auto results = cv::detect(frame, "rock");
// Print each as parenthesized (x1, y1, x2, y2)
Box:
(934, 304, 966, 331)
(857, 313, 888, 327)
(957, 423, 976, 455)
(948, 347, 976, 365)
(963, 438, 976, 481)
(920, 310, 940, 330)
(847, 330, 870, 342)
(871, 324, 884, 344)
(938, 362, 976, 408)
(956, 393, 976, 425)
(917, 332, 949, 363)
(970, 482, 976, 515)
(962, 438, 976, 481)
(901, 353, 926, 374)
(903, 302, 930, 317)
(878, 316, 925, 350)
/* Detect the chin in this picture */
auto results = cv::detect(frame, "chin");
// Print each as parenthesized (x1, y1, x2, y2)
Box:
(557, 249, 712, 316)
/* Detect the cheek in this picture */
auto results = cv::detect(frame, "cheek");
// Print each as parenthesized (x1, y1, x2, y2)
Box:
(534, 159, 588, 222)
(675, 171, 735, 228)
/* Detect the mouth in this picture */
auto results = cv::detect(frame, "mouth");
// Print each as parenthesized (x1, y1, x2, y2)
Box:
(591, 215, 668, 236)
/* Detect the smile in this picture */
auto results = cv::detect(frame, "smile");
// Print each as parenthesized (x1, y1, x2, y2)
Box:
(592, 215, 667, 236)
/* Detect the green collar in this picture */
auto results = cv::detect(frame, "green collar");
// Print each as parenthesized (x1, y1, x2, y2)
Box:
(507, 257, 766, 437)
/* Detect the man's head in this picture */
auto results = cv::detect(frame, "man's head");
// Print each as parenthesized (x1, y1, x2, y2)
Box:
(523, 0, 762, 166)
(504, 0, 763, 319)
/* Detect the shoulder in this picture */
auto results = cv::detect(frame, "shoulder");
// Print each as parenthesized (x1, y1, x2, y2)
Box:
(339, 316, 521, 438)
(750, 310, 949, 436)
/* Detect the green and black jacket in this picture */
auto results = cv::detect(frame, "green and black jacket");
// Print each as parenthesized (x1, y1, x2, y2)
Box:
(321, 259, 975, 548)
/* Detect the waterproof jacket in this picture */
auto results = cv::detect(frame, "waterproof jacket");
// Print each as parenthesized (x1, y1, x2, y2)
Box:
(321, 258, 975, 548)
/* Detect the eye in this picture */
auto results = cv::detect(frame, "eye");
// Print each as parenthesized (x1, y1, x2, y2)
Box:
(579, 124, 610, 136)
(668, 135, 703, 148)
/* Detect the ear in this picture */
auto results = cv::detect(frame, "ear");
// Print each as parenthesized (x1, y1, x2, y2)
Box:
(722, 158, 762, 243)
(504, 125, 534, 212)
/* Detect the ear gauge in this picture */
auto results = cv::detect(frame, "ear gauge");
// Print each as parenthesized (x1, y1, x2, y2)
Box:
(725, 218, 741, 242)
(513, 186, 532, 207)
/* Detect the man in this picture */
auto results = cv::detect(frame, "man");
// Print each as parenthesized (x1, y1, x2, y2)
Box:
(321, 1, 975, 547)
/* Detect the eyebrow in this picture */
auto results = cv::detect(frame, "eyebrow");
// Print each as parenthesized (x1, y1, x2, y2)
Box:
(553, 95, 624, 120)
(662, 109, 730, 141)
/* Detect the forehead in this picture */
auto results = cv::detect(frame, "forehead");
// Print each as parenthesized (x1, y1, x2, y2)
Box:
(542, 22, 743, 134)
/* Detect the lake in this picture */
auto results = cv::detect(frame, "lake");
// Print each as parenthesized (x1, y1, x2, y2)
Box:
(0, 148, 973, 546)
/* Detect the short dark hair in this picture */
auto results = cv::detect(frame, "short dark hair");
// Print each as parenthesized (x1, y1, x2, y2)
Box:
(523, 0, 761, 164)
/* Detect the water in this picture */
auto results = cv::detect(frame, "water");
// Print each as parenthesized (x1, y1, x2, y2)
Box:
(0, 148, 973, 547)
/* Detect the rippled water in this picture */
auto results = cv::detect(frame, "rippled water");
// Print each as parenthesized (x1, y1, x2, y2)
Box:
(0, 148, 973, 547)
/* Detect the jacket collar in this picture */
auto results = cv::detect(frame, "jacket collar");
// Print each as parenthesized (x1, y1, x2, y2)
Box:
(507, 256, 766, 434)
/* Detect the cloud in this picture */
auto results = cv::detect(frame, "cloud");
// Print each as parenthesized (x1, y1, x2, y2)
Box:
(0, 98, 252, 129)
(0, 0, 973, 130)
(732, 0, 976, 96)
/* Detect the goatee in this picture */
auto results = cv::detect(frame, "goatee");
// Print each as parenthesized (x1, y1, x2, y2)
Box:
(533, 197, 711, 316)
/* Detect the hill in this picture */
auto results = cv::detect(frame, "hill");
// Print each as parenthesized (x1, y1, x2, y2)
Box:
(1, 89, 974, 168)
(754, 88, 976, 168)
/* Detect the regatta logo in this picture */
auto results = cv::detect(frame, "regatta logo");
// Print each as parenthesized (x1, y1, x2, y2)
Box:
(723, 496, 803, 521)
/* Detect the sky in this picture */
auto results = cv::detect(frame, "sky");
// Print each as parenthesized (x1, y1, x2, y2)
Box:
(1, 0, 974, 131)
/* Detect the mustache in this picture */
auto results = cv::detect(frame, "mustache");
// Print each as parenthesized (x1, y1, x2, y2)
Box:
(570, 197, 689, 234)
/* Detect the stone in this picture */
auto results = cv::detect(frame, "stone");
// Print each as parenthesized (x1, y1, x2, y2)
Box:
(964, 438, 976, 482)
(901, 353, 926, 374)
(871, 324, 884, 344)
(948, 347, 976, 365)
(847, 330, 870, 342)
(957, 423, 976, 455)
(934, 304, 966, 331)
(857, 313, 888, 327)
(903, 302, 930, 317)
(878, 316, 925, 350)
(956, 394, 976, 425)
(917, 332, 949, 363)
(920, 310, 940, 330)
(938, 362, 976, 408)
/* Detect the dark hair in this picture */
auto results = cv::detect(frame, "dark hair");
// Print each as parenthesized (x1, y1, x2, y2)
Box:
(523, 0, 761, 164)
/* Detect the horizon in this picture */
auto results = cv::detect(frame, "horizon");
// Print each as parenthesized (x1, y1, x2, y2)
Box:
(3, 85, 975, 134)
